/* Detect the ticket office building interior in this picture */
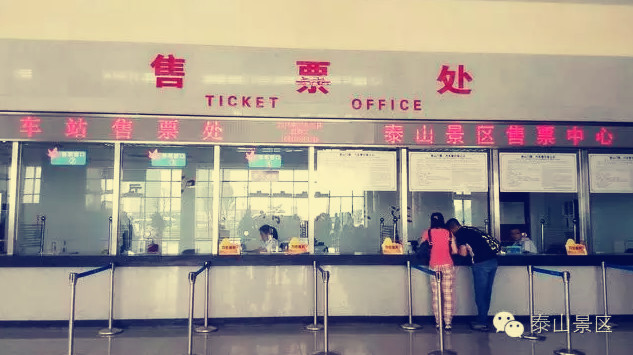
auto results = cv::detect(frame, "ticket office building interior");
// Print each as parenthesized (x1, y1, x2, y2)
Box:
(0, 131, 630, 257)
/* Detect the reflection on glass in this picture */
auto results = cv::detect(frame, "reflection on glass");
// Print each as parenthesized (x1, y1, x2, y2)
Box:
(17, 143, 114, 255)
(0, 143, 11, 254)
(219, 147, 309, 253)
(590, 194, 633, 253)
(313, 149, 400, 254)
(120, 146, 213, 255)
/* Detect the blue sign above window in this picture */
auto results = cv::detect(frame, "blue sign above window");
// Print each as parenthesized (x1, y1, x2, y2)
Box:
(248, 153, 282, 168)
(149, 150, 186, 167)
(48, 148, 86, 166)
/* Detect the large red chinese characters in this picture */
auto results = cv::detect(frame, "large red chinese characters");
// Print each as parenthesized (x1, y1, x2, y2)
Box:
(383, 124, 404, 144)
(296, 61, 331, 94)
(111, 118, 134, 140)
(20, 116, 43, 138)
(202, 121, 224, 141)
(151, 54, 186, 88)
(158, 119, 180, 140)
(65, 117, 88, 139)
(437, 65, 473, 95)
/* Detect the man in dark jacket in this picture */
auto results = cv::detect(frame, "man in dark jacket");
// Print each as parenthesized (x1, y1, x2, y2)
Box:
(447, 218, 498, 331)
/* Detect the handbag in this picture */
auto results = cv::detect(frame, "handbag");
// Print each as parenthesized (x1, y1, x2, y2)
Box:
(415, 229, 434, 264)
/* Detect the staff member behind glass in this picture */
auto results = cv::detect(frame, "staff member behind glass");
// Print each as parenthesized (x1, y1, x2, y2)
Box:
(446, 218, 498, 331)
(420, 212, 458, 331)
(256, 224, 280, 253)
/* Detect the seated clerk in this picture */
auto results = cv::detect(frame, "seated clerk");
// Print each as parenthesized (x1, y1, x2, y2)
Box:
(254, 224, 280, 253)
(510, 228, 538, 253)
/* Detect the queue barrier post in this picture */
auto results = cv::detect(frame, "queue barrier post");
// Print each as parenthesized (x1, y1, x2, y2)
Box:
(195, 262, 218, 334)
(66, 263, 117, 355)
(400, 260, 422, 331)
(600, 262, 633, 328)
(183, 262, 213, 355)
(306, 260, 324, 331)
(521, 265, 546, 341)
(528, 267, 584, 355)
(313, 267, 339, 355)
(98, 263, 123, 336)
(412, 265, 457, 355)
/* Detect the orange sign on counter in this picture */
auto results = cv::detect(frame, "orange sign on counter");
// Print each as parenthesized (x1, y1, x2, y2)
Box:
(287, 237, 309, 254)
(565, 239, 588, 255)
(219, 238, 241, 255)
(381, 238, 404, 255)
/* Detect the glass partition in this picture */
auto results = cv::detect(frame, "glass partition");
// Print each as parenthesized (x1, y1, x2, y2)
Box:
(120, 145, 214, 255)
(16, 143, 114, 255)
(499, 152, 579, 254)
(408, 151, 490, 245)
(219, 146, 309, 253)
(313, 148, 400, 254)
(588, 153, 633, 254)
(0, 143, 12, 254)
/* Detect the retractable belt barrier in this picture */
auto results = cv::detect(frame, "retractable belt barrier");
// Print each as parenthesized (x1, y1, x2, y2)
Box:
(525, 266, 585, 355)
(305, 261, 324, 331)
(600, 262, 633, 327)
(407, 261, 457, 355)
(183, 261, 216, 355)
(66, 263, 122, 355)
(313, 265, 338, 355)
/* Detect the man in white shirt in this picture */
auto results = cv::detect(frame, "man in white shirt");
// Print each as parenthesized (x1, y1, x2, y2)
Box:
(510, 228, 538, 253)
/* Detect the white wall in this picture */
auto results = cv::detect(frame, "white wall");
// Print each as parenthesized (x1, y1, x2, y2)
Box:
(0, 265, 630, 321)
(1, 0, 632, 58)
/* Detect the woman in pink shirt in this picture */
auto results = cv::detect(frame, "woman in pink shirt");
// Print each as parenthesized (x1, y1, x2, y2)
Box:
(420, 212, 458, 330)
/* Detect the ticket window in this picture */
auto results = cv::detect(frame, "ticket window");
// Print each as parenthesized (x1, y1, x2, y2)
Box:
(0, 143, 12, 254)
(16, 143, 114, 255)
(499, 152, 580, 254)
(313, 148, 400, 255)
(219, 147, 309, 253)
(408, 151, 490, 244)
(588, 153, 633, 254)
(120, 145, 214, 255)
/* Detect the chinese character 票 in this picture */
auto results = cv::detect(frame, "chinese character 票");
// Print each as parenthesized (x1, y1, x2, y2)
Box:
(202, 121, 224, 141)
(111, 118, 134, 140)
(595, 127, 614, 146)
(65, 117, 88, 139)
(476, 125, 495, 145)
(296, 61, 331, 94)
(595, 315, 612, 333)
(531, 314, 551, 334)
(415, 125, 435, 145)
(506, 125, 525, 146)
(157, 119, 180, 140)
(20, 116, 43, 138)
(536, 125, 556, 146)
(383, 124, 404, 144)
(566, 126, 585, 146)
(151, 54, 186, 88)
(437, 65, 473, 94)
(573, 315, 592, 334)
(445, 124, 465, 145)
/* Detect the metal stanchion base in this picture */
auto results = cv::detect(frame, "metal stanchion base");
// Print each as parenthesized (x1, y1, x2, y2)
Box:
(400, 323, 423, 331)
(305, 323, 324, 331)
(428, 350, 458, 355)
(194, 325, 218, 333)
(553, 349, 585, 355)
(521, 333, 546, 341)
(313, 352, 340, 355)
(98, 327, 123, 336)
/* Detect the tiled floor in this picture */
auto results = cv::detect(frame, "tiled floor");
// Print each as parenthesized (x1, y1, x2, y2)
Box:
(0, 321, 629, 355)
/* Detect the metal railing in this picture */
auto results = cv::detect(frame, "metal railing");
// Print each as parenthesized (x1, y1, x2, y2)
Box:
(184, 261, 217, 355)
(67, 263, 122, 355)
(400, 260, 422, 331)
(600, 262, 633, 327)
(527, 266, 585, 355)
(411, 263, 457, 355)
(313, 265, 338, 355)
(305, 261, 324, 331)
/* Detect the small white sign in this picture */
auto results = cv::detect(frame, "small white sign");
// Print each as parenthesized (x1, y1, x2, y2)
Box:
(589, 154, 633, 193)
(500, 153, 577, 193)
(317, 150, 397, 192)
(409, 151, 488, 192)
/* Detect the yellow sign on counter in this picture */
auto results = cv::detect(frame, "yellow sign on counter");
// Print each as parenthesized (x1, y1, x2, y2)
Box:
(287, 237, 309, 254)
(565, 239, 587, 255)
(382, 237, 404, 255)
(219, 238, 241, 255)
